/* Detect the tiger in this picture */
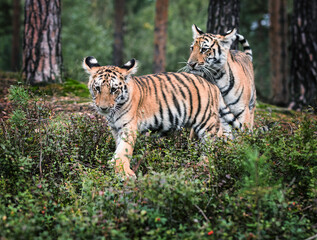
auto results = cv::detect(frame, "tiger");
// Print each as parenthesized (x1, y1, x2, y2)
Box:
(82, 56, 241, 178)
(180, 24, 256, 130)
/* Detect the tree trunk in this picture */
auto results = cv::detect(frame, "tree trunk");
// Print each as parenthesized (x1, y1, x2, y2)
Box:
(11, 0, 21, 71)
(207, 0, 240, 49)
(289, 0, 317, 110)
(23, 0, 62, 85)
(153, 0, 168, 73)
(269, 0, 288, 106)
(113, 0, 125, 66)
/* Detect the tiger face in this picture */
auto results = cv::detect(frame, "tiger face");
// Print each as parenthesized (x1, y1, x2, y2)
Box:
(187, 24, 237, 73)
(183, 25, 256, 131)
(83, 57, 137, 115)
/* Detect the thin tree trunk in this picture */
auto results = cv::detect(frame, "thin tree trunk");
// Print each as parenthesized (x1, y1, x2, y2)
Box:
(23, 0, 62, 85)
(11, 0, 21, 71)
(207, 0, 240, 49)
(153, 0, 168, 73)
(269, 0, 288, 106)
(289, 0, 317, 110)
(113, 0, 125, 66)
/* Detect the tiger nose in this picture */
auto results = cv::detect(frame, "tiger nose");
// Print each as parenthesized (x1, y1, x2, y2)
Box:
(100, 107, 109, 111)
(187, 62, 197, 69)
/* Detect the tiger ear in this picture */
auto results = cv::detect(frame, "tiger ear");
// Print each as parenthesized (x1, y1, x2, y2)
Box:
(82, 56, 100, 74)
(121, 58, 138, 75)
(192, 24, 204, 39)
(219, 28, 237, 49)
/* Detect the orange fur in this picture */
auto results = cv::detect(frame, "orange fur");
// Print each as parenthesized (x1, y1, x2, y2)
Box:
(83, 57, 233, 177)
(182, 25, 256, 130)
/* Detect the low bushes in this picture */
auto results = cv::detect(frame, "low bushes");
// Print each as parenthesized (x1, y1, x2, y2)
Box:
(0, 85, 316, 239)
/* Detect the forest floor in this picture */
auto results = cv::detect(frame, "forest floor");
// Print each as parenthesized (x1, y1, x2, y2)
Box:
(0, 72, 316, 239)
(1, 71, 315, 130)
(0, 72, 92, 120)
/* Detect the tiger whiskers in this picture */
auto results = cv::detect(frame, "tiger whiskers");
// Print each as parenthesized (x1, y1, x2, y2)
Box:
(202, 68, 215, 83)
(206, 66, 224, 79)
(178, 65, 190, 73)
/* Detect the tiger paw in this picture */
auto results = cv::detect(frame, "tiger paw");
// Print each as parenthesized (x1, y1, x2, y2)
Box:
(124, 167, 136, 179)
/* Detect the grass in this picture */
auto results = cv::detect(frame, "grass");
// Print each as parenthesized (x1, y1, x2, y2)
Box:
(0, 84, 316, 239)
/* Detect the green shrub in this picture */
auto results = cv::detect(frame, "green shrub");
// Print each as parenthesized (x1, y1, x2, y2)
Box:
(0, 86, 316, 239)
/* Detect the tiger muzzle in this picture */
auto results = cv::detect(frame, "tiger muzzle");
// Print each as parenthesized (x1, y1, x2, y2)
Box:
(187, 62, 197, 70)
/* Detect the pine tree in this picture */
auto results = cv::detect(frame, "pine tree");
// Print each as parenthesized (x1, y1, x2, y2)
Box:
(23, 0, 62, 85)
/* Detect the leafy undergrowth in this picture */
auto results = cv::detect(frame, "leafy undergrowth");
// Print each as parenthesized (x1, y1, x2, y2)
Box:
(0, 85, 316, 239)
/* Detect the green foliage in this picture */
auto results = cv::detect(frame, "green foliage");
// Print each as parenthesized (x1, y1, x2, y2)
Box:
(30, 78, 90, 98)
(61, 0, 209, 79)
(63, 78, 90, 98)
(61, 0, 114, 81)
(8, 84, 30, 107)
(0, 86, 316, 239)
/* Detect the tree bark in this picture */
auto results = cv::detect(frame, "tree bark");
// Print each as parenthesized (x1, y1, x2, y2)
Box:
(269, 0, 288, 106)
(23, 0, 62, 85)
(153, 0, 169, 73)
(207, 0, 240, 49)
(113, 0, 125, 66)
(11, 0, 21, 71)
(289, 0, 317, 110)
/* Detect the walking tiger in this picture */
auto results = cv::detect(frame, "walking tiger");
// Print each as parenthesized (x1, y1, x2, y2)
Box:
(83, 56, 240, 177)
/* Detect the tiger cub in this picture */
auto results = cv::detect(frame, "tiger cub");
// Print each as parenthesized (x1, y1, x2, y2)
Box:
(181, 24, 256, 130)
(83, 57, 240, 177)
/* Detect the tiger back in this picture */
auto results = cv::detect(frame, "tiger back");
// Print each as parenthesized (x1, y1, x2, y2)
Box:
(83, 57, 239, 178)
(181, 24, 256, 130)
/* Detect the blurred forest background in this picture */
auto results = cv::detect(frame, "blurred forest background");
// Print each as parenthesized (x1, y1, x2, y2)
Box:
(0, 1, 316, 238)
(0, 0, 316, 109)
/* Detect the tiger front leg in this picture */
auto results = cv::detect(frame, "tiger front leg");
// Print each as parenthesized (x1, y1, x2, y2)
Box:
(112, 128, 137, 178)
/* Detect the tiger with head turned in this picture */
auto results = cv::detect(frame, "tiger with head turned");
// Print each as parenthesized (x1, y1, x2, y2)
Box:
(83, 57, 241, 177)
(180, 24, 256, 130)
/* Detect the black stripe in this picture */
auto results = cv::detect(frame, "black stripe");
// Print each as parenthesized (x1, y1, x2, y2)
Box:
(178, 86, 186, 99)
(227, 87, 244, 106)
(157, 74, 177, 128)
(219, 108, 231, 117)
(168, 108, 174, 127)
(217, 43, 221, 57)
(147, 75, 159, 102)
(172, 94, 181, 116)
(243, 46, 251, 50)
(163, 73, 173, 93)
(221, 64, 235, 97)
(154, 114, 159, 126)
(194, 96, 212, 135)
(134, 78, 145, 108)
(181, 101, 187, 126)
(158, 102, 164, 131)
(234, 108, 245, 120)
(122, 118, 134, 128)
(208, 41, 216, 49)
(170, 73, 193, 122)
(249, 92, 256, 110)
(115, 101, 132, 122)
(190, 74, 202, 126)
(214, 70, 225, 81)
(240, 38, 246, 44)
(205, 124, 215, 133)
(144, 76, 152, 95)
(159, 77, 171, 129)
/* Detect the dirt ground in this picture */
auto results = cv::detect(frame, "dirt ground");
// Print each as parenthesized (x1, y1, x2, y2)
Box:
(0, 74, 93, 120)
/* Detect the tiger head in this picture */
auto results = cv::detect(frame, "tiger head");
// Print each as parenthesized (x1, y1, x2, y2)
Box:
(185, 24, 237, 74)
(82, 57, 138, 115)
